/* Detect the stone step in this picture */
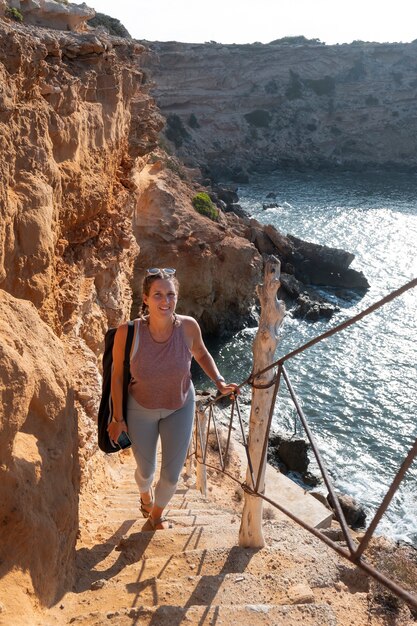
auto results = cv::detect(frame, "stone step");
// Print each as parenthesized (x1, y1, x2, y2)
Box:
(62, 602, 337, 626)
(96, 511, 237, 529)
(95, 544, 341, 588)
(54, 573, 325, 617)
(114, 524, 242, 559)
(102, 491, 209, 509)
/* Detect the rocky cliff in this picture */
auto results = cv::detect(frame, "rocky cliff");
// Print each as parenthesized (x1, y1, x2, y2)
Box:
(0, 16, 161, 610)
(0, 15, 263, 615)
(0, 11, 373, 621)
(141, 39, 417, 179)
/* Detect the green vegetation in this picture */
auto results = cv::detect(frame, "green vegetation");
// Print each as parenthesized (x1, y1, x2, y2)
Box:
(270, 36, 323, 45)
(244, 109, 272, 128)
(286, 70, 303, 100)
(165, 156, 187, 180)
(188, 113, 200, 129)
(192, 192, 219, 222)
(305, 76, 335, 96)
(347, 60, 366, 81)
(6, 6, 23, 21)
(165, 114, 190, 148)
(265, 79, 279, 94)
(89, 12, 131, 38)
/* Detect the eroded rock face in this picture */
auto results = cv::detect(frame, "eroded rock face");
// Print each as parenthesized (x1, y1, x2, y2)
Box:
(133, 162, 262, 334)
(141, 40, 417, 176)
(9, 0, 95, 32)
(0, 21, 161, 336)
(0, 290, 77, 606)
(0, 20, 162, 610)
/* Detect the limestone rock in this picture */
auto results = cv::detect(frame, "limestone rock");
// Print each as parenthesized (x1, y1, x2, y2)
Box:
(0, 290, 77, 606)
(140, 39, 417, 174)
(10, 0, 95, 32)
(0, 21, 162, 616)
(327, 493, 367, 529)
(133, 164, 262, 334)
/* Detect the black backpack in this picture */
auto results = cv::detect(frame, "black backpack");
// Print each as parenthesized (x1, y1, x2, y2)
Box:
(98, 321, 135, 453)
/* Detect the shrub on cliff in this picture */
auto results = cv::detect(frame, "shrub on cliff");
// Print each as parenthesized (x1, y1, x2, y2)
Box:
(244, 109, 272, 128)
(286, 70, 303, 100)
(192, 193, 219, 221)
(6, 7, 23, 21)
(165, 114, 190, 148)
(305, 76, 335, 96)
(89, 12, 131, 37)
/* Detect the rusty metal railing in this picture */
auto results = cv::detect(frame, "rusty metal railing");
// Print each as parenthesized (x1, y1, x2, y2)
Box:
(190, 277, 417, 610)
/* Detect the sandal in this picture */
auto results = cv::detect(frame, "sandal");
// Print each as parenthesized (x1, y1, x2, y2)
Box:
(148, 516, 173, 530)
(140, 488, 154, 518)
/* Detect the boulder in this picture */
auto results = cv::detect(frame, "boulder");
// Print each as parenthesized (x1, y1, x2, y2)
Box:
(327, 493, 367, 529)
(211, 185, 239, 206)
(295, 259, 370, 290)
(269, 434, 310, 474)
(280, 274, 339, 320)
(287, 234, 355, 270)
(292, 292, 338, 320)
(14, 0, 95, 31)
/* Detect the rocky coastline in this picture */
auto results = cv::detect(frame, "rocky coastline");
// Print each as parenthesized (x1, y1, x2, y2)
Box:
(208, 182, 369, 322)
(1, 4, 414, 621)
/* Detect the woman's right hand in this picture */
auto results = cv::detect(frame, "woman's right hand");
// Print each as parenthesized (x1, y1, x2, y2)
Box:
(107, 419, 128, 445)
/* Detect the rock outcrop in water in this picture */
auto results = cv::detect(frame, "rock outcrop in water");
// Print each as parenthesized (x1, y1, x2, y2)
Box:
(140, 39, 417, 179)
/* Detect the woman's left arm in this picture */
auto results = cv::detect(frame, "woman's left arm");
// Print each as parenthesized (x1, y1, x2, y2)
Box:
(185, 317, 240, 396)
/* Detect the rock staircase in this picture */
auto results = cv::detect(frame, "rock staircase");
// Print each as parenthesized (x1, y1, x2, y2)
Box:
(45, 456, 370, 626)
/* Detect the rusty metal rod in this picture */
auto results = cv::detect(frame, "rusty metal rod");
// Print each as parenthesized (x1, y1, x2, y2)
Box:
(282, 365, 357, 555)
(210, 406, 225, 471)
(202, 406, 213, 465)
(253, 277, 417, 381)
(235, 398, 256, 489)
(192, 438, 417, 610)
(353, 436, 417, 560)
(223, 397, 236, 469)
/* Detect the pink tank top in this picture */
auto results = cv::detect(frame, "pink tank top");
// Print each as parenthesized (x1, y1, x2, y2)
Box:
(129, 320, 192, 410)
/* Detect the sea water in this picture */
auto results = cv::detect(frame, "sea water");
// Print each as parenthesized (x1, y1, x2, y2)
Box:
(196, 169, 417, 545)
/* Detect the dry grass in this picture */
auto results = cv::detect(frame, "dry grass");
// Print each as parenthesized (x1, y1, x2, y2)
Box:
(368, 540, 417, 622)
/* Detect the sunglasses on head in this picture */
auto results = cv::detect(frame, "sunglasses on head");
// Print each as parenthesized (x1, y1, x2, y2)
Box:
(146, 267, 176, 278)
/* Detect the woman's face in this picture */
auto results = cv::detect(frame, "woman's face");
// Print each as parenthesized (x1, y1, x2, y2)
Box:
(144, 278, 178, 319)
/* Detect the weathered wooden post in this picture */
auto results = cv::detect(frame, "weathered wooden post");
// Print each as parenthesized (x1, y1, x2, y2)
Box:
(239, 256, 285, 548)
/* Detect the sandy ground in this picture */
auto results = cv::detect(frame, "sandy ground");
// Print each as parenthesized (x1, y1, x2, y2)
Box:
(2, 438, 416, 626)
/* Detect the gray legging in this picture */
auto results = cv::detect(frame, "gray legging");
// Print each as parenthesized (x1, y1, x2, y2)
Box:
(126, 384, 195, 508)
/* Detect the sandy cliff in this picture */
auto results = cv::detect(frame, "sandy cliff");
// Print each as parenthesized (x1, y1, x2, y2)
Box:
(0, 16, 264, 614)
(0, 17, 162, 608)
(141, 39, 417, 178)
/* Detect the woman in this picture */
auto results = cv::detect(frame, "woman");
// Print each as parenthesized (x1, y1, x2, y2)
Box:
(107, 268, 239, 530)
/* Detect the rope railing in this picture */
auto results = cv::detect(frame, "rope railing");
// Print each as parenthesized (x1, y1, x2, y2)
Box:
(190, 276, 417, 610)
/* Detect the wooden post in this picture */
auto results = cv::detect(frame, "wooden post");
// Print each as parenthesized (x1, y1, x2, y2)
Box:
(239, 256, 285, 548)
(195, 402, 208, 497)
